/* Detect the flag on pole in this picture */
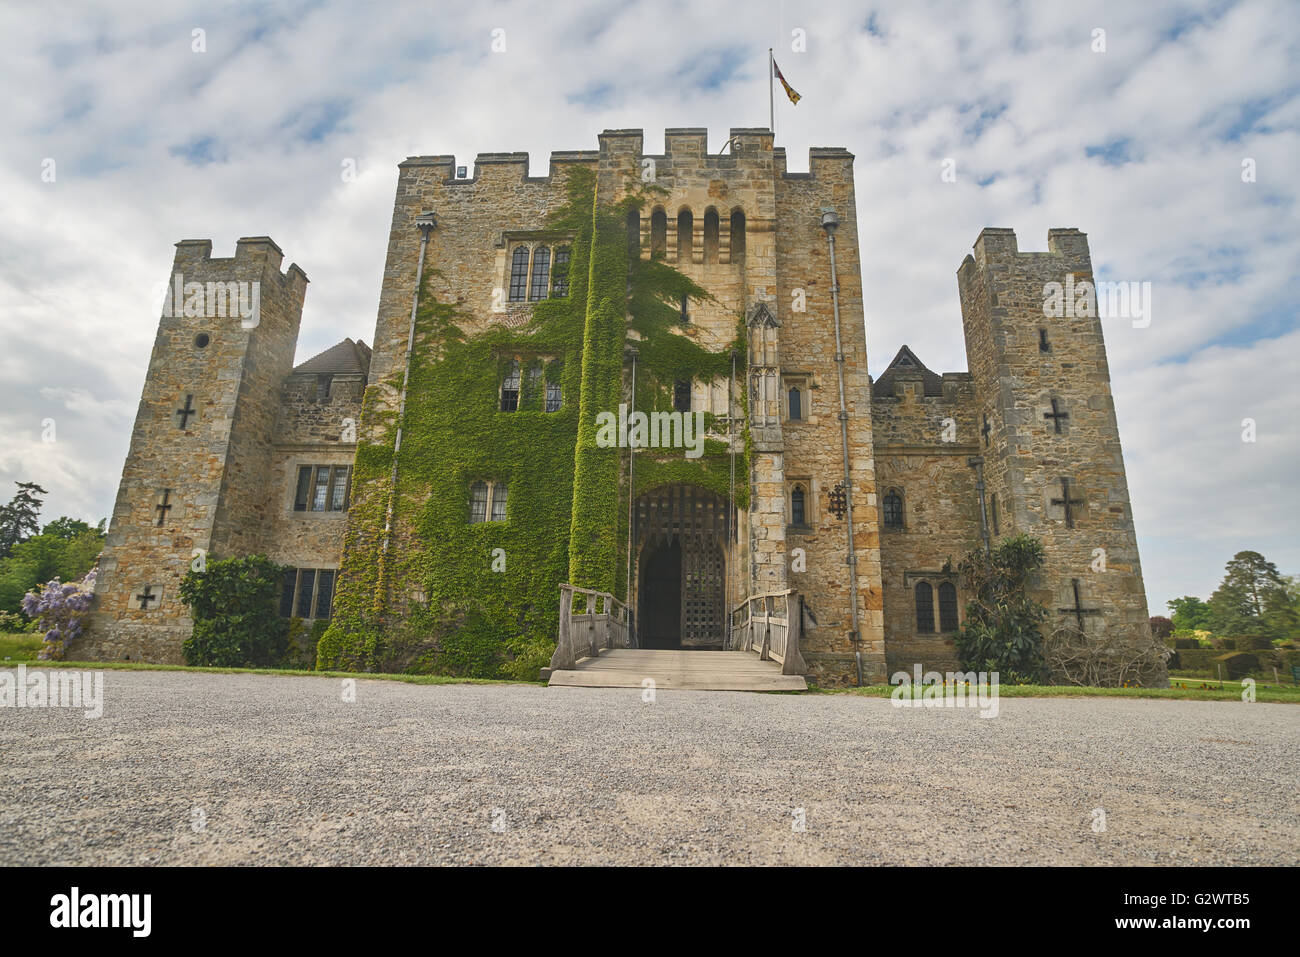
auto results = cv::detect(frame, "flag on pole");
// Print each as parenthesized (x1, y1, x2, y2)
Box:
(772, 58, 801, 105)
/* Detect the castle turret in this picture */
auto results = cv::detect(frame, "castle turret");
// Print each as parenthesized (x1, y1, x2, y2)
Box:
(958, 228, 1158, 681)
(79, 238, 308, 662)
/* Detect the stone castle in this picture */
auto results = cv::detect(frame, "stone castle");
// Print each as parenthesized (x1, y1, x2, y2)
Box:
(77, 127, 1155, 686)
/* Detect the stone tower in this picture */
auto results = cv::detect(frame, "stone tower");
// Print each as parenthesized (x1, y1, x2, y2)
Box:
(78, 238, 308, 662)
(958, 228, 1153, 673)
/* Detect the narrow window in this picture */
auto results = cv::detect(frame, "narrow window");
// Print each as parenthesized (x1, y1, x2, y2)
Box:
(650, 209, 667, 258)
(938, 582, 959, 632)
(469, 481, 489, 523)
(315, 569, 335, 619)
(703, 208, 719, 263)
(296, 570, 316, 618)
(788, 386, 802, 421)
(529, 246, 551, 301)
(915, 582, 935, 633)
(490, 482, 508, 522)
(673, 380, 691, 413)
(677, 209, 693, 262)
(545, 379, 562, 412)
(329, 467, 350, 511)
(312, 466, 330, 511)
(990, 494, 1000, 535)
(680, 294, 689, 324)
(294, 466, 312, 511)
(627, 208, 641, 257)
(508, 246, 529, 302)
(279, 568, 297, 617)
(1039, 328, 1051, 352)
(316, 374, 332, 401)
(526, 365, 543, 408)
(883, 490, 903, 528)
(791, 486, 806, 527)
(551, 246, 570, 298)
(500, 360, 520, 412)
(730, 209, 746, 260)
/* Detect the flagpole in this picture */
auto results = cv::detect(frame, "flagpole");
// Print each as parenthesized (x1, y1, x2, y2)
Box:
(768, 47, 775, 137)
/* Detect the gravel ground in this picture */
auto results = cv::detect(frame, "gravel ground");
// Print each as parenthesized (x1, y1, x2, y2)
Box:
(1, 668, 1296, 865)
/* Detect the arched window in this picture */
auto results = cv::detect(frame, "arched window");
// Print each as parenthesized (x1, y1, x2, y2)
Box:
(500, 360, 520, 412)
(677, 208, 693, 262)
(650, 209, 667, 259)
(529, 246, 551, 301)
(550, 246, 570, 298)
(883, 489, 903, 528)
(703, 208, 719, 263)
(469, 481, 489, 523)
(627, 207, 641, 257)
(508, 247, 530, 302)
(673, 380, 691, 413)
(730, 209, 746, 261)
(788, 386, 803, 421)
(791, 486, 806, 527)
(490, 482, 508, 522)
(938, 582, 959, 632)
(915, 582, 935, 633)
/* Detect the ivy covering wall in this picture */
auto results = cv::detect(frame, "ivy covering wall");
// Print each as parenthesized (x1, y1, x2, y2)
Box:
(317, 168, 748, 679)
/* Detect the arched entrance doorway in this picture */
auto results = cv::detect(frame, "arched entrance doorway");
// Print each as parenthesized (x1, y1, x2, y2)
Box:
(634, 485, 734, 649)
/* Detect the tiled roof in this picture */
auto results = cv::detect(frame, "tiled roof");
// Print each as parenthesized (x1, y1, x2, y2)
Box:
(291, 338, 372, 377)
(871, 345, 944, 398)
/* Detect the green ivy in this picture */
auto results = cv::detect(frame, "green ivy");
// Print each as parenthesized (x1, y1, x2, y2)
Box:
(318, 168, 751, 678)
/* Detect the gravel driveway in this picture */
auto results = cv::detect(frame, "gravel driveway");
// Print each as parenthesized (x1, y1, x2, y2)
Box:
(1, 668, 1296, 865)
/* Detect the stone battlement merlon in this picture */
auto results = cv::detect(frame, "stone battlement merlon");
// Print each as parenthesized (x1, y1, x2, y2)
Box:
(172, 237, 309, 289)
(962, 227, 1093, 278)
(399, 150, 599, 186)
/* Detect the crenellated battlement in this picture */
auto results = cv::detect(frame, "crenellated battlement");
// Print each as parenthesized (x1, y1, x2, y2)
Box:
(960, 227, 1092, 281)
(171, 236, 309, 292)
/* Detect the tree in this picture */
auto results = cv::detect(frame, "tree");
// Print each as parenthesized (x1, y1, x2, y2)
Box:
(953, 534, 1049, 684)
(1149, 616, 1173, 641)
(1207, 551, 1290, 640)
(1167, 595, 1211, 632)
(43, 516, 93, 539)
(0, 482, 48, 558)
(0, 525, 104, 615)
(178, 555, 289, 667)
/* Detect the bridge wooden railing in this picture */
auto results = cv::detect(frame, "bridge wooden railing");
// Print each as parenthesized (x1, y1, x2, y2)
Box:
(549, 584, 632, 672)
(729, 588, 807, 676)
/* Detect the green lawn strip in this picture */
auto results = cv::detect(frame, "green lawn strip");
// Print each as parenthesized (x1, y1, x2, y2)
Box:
(0, 634, 43, 661)
(809, 682, 1300, 703)
(0, 654, 541, 687)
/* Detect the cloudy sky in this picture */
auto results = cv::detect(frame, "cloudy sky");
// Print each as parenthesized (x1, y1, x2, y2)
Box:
(1, 0, 1296, 613)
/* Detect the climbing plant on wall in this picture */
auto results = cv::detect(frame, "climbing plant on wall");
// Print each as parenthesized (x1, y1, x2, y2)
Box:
(318, 167, 748, 679)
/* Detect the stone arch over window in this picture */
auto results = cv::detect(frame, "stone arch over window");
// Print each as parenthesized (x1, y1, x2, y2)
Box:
(703, 207, 719, 263)
(938, 581, 959, 632)
(883, 487, 904, 528)
(730, 208, 746, 261)
(915, 581, 935, 633)
(529, 246, 551, 301)
(508, 246, 530, 302)
(790, 483, 808, 528)
(677, 208, 693, 263)
(650, 208, 667, 258)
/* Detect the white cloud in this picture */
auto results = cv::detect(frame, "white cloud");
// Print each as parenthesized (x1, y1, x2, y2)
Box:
(0, 0, 1295, 613)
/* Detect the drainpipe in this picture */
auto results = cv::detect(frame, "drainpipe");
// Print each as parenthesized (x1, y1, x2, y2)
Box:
(625, 346, 638, 646)
(821, 207, 863, 687)
(381, 211, 437, 563)
(968, 455, 991, 556)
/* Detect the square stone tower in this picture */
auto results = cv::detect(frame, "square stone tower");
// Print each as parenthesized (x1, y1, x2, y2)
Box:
(78, 238, 308, 662)
(959, 228, 1155, 677)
